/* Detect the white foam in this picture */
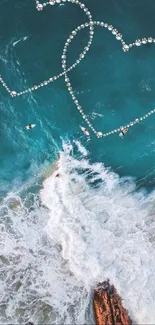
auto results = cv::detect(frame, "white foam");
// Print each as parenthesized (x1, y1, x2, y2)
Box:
(13, 36, 28, 47)
(73, 140, 88, 156)
(1, 142, 155, 324)
(139, 79, 151, 93)
(91, 111, 104, 119)
(41, 142, 155, 324)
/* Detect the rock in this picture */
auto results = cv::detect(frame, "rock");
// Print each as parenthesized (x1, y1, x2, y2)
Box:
(93, 280, 132, 325)
(0, 255, 10, 265)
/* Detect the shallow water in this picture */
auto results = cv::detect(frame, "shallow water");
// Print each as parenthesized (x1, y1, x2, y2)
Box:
(1, 0, 155, 323)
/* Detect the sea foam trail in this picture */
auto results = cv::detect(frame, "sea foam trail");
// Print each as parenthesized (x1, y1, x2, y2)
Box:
(0, 141, 155, 324)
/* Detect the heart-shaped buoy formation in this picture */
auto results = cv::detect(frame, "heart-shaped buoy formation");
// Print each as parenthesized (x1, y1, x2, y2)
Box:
(61, 20, 155, 138)
(0, 0, 155, 138)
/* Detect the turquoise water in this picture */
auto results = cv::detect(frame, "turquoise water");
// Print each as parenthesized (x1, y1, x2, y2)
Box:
(1, 0, 155, 324)
(1, 0, 155, 192)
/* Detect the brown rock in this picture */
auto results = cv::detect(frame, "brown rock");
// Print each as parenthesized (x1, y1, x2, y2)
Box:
(93, 280, 132, 325)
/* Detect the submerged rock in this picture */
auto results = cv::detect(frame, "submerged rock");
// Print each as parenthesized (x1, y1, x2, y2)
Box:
(0, 255, 10, 265)
(93, 280, 132, 325)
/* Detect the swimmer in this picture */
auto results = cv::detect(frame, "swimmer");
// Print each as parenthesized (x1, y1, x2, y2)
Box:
(80, 126, 90, 136)
(53, 170, 60, 178)
(119, 128, 128, 137)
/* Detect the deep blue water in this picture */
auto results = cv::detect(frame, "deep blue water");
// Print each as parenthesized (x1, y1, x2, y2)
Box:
(1, 0, 155, 194)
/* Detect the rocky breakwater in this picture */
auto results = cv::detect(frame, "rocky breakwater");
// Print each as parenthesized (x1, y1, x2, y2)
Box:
(93, 280, 132, 325)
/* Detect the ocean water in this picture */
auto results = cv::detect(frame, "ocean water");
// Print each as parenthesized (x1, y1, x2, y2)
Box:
(1, 0, 155, 323)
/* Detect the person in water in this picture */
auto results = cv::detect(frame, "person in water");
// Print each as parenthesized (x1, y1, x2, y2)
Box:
(83, 128, 90, 136)
(80, 126, 90, 136)
(24, 124, 34, 130)
(24, 124, 33, 130)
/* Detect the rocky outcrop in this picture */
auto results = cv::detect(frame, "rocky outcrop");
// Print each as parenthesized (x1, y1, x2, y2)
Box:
(93, 280, 132, 325)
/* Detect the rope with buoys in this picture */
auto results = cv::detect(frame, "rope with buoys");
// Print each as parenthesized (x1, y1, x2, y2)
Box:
(0, 0, 155, 138)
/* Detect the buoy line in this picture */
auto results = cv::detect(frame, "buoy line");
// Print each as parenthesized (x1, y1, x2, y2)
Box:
(0, 0, 94, 97)
(61, 20, 155, 138)
(0, 0, 155, 138)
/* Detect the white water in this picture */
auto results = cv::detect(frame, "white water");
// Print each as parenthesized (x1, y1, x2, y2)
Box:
(13, 36, 28, 47)
(1, 141, 155, 324)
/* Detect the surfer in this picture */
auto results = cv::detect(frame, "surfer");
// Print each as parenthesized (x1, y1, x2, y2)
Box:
(24, 124, 36, 130)
(119, 128, 128, 137)
(80, 126, 90, 136)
